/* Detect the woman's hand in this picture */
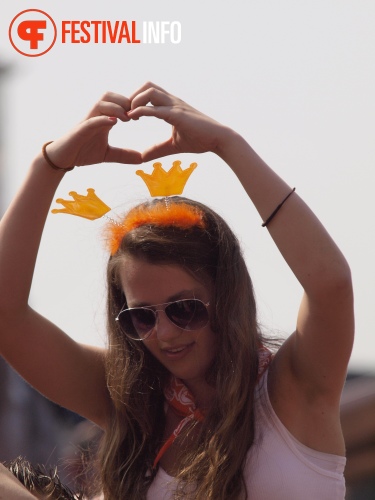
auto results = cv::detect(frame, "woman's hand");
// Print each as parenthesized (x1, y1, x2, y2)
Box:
(128, 82, 231, 162)
(45, 92, 142, 170)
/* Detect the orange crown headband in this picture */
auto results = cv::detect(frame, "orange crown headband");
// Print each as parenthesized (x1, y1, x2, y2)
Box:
(52, 160, 206, 254)
(106, 201, 206, 255)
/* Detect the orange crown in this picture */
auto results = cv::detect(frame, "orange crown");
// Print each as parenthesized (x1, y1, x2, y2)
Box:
(51, 188, 111, 220)
(136, 160, 197, 197)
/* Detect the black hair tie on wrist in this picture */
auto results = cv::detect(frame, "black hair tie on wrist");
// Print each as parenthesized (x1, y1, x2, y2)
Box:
(262, 188, 296, 227)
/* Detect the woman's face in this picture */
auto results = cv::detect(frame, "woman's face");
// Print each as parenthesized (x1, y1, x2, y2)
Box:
(118, 255, 216, 389)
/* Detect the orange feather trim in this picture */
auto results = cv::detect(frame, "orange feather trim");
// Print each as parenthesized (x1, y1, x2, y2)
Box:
(105, 201, 206, 255)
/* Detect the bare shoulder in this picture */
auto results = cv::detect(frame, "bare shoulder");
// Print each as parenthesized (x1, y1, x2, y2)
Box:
(267, 338, 346, 456)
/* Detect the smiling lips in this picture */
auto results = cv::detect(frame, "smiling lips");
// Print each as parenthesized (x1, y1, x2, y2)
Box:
(162, 342, 195, 359)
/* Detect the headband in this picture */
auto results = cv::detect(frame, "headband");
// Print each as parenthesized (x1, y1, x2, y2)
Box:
(51, 160, 205, 254)
(106, 201, 206, 255)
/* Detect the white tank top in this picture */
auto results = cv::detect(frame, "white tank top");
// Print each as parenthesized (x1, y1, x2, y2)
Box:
(147, 369, 346, 499)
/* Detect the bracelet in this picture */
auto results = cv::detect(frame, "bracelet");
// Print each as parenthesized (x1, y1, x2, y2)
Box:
(42, 142, 74, 172)
(261, 187, 296, 227)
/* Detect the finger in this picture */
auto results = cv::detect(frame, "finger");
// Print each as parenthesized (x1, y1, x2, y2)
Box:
(102, 91, 131, 110)
(141, 138, 178, 162)
(85, 102, 129, 122)
(87, 115, 118, 127)
(130, 87, 175, 112)
(86, 92, 131, 121)
(127, 105, 174, 124)
(105, 146, 143, 165)
(128, 81, 170, 102)
(78, 115, 118, 134)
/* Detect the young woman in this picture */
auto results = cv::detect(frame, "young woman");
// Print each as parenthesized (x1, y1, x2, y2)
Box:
(0, 82, 354, 499)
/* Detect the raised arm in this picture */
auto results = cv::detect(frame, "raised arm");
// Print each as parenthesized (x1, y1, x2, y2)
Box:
(128, 83, 354, 417)
(216, 134, 354, 393)
(0, 93, 142, 428)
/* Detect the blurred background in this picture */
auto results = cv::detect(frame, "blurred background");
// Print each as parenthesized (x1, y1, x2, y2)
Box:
(1, 1, 374, 498)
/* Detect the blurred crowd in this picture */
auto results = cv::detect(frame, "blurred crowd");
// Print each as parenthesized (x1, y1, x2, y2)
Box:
(342, 372, 375, 499)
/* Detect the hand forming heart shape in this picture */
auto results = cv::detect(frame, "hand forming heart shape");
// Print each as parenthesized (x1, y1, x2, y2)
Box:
(44, 82, 227, 171)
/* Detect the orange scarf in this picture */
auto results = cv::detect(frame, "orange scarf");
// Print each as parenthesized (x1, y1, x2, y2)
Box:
(153, 347, 272, 469)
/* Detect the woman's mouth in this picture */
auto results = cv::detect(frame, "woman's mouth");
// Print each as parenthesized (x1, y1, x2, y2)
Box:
(162, 342, 195, 359)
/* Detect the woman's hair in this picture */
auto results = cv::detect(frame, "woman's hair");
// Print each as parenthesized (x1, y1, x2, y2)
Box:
(4, 457, 83, 499)
(99, 196, 266, 499)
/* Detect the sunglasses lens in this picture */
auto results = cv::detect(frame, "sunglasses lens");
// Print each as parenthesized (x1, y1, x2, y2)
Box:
(165, 300, 209, 330)
(119, 308, 156, 339)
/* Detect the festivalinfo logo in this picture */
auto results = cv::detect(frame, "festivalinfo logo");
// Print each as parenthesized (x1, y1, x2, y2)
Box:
(9, 9, 182, 57)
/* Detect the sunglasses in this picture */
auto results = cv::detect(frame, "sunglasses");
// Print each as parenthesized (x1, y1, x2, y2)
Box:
(115, 298, 210, 340)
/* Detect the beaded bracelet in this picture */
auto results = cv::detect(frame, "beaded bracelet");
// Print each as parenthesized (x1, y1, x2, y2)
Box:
(42, 141, 74, 172)
(262, 188, 296, 227)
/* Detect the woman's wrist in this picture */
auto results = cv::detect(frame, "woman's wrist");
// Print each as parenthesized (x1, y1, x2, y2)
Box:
(212, 125, 243, 157)
(214, 128, 253, 165)
(33, 142, 74, 176)
(42, 142, 75, 172)
(32, 152, 67, 179)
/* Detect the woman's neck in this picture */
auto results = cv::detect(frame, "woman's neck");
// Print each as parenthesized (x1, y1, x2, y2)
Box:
(183, 378, 216, 411)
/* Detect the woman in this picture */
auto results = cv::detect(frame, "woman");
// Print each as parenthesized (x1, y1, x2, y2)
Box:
(0, 83, 354, 499)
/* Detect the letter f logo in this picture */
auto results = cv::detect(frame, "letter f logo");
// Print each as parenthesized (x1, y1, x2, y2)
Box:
(18, 20, 46, 49)
(9, 9, 57, 57)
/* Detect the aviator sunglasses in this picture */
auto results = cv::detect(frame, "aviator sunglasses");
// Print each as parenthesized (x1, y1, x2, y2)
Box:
(115, 298, 210, 340)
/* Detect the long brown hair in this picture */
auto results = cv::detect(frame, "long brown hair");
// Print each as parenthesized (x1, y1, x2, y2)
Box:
(99, 197, 265, 499)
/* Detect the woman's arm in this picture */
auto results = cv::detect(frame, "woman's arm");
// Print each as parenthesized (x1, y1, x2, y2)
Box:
(128, 82, 354, 407)
(216, 132, 354, 399)
(0, 93, 142, 428)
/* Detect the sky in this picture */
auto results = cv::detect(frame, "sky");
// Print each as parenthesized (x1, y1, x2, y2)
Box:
(0, 1, 374, 372)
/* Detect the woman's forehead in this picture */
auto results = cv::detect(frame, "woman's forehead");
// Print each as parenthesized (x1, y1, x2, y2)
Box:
(118, 256, 210, 306)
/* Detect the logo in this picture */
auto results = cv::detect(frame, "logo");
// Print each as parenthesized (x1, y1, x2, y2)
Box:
(9, 9, 57, 57)
(9, 10, 182, 56)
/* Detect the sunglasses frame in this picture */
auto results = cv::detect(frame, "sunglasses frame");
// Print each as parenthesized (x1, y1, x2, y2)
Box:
(115, 298, 210, 341)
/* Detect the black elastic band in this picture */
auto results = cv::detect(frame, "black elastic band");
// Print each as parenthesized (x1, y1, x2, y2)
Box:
(262, 188, 296, 227)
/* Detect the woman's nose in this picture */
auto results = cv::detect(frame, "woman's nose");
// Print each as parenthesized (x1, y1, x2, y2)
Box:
(153, 310, 181, 341)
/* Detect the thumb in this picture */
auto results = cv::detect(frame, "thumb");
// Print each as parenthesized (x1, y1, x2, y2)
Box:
(106, 146, 143, 164)
(141, 137, 177, 162)
(82, 115, 118, 131)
